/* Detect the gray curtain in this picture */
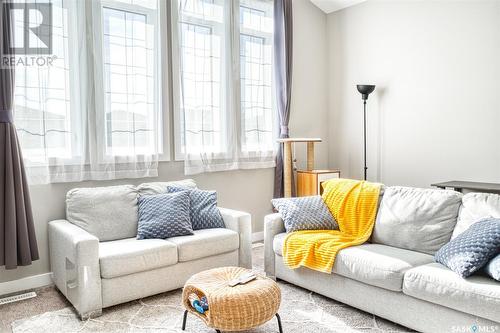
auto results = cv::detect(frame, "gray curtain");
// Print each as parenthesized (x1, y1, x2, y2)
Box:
(1, 2, 39, 269)
(273, 0, 293, 198)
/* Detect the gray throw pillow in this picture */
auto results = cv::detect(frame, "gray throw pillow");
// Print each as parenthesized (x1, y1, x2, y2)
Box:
(167, 186, 225, 230)
(435, 218, 500, 278)
(137, 191, 193, 240)
(271, 196, 338, 233)
(485, 254, 500, 281)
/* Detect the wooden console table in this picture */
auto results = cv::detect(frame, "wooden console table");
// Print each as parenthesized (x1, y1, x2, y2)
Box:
(431, 181, 500, 193)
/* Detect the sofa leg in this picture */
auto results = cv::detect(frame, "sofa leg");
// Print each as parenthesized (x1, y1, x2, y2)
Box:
(79, 308, 102, 320)
(266, 274, 277, 281)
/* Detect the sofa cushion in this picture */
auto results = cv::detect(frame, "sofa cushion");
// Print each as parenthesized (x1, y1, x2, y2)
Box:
(372, 186, 462, 255)
(66, 185, 138, 241)
(403, 262, 500, 322)
(137, 191, 193, 240)
(272, 233, 434, 291)
(332, 244, 435, 291)
(167, 228, 239, 262)
(99, 238, 178, 278)
(137, 179, 196, 196)
(435, 218, 500, 278)
(453, 192, 500, 239)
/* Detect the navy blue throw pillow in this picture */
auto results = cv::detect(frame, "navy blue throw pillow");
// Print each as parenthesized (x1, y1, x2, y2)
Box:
(435, 218, 500, 278)
(137, 191, 193, 240)
(167, 186, 225, 230)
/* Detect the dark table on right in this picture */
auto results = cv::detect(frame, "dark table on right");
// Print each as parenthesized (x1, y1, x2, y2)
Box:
(431, 180, 500, 193)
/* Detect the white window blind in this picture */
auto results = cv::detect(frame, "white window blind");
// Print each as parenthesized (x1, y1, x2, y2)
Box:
(13, 0, 81, 164)
(13, 0, 165, 184)
(172, 0, 276, 175)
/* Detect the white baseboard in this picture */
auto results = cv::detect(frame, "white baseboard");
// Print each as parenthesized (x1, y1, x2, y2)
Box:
(0, 273, 53, 296)
(252, 231, 264, 243)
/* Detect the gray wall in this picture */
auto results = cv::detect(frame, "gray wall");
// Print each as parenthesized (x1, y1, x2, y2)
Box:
(327, 0, 500, 187)
(0, 0, 329, 284)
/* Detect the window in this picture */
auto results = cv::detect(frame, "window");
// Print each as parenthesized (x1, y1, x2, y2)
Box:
(172, 0, 275, 172)
(12, 0, 273, 181)
(13, 0, 79, 163)
(13, 0, 166, 183)
(100, 1, 158, 157)
(239, 0, 274, 153)
(175, 0, 225, 155)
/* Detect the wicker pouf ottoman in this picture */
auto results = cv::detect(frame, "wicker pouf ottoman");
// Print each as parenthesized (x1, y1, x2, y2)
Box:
(181, 267, 282, 333)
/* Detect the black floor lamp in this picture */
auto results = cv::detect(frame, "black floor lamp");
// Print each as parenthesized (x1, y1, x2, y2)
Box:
(356, 84, 375, 181)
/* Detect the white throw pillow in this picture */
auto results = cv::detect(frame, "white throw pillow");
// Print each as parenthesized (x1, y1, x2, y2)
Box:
(372, 186, 462, 255)
(452, 192, 500, 239)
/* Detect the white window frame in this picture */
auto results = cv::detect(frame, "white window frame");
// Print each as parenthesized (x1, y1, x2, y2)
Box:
(92, 0, 170, 162)
(239, 0, 275, 154)
(174, 0, 227, 159)
(171, 0, 275, 161)
(14, 0, 87, 167)
(15, 0, 171, 169)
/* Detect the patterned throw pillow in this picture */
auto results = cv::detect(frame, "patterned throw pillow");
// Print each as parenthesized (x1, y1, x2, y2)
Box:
(435, 218, 500, 278)
(485, 254, 500, 281)
(271, 196, 338, 233)
(167, 186, 225, 230)
(137, 191, 193, 240)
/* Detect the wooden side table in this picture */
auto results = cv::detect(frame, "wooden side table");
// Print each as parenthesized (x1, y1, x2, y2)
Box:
(297, 169, 341, 196)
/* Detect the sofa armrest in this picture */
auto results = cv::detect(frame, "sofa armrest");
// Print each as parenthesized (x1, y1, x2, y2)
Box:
(48, 220, 102, 319)
(264, 213, 285, 277)
(219, 207, 252, 269)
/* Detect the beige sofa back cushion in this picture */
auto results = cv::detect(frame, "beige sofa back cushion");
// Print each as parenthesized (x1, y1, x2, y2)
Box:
(372, 186, 462, 255)
(67, 185, 139, 241)
(452, 192, 500, 239)
(136, 179, 196, 196)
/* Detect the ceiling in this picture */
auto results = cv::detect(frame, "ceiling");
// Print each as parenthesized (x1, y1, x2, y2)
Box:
(310, 0, 367, 14)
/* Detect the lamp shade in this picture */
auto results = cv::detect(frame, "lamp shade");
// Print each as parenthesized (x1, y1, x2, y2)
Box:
(357, 85, 375, 100)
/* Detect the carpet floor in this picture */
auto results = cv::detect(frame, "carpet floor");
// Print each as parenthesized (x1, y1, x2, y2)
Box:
(1, 244, 413, 333)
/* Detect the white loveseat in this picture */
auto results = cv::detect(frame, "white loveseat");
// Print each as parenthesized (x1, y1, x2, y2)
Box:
(264, 187, 500, 333)
(49, 179, 252, 319)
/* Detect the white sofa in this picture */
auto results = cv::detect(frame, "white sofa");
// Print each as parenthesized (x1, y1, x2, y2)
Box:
(264, 187, 500, 333)
(49, 179, 252, 319)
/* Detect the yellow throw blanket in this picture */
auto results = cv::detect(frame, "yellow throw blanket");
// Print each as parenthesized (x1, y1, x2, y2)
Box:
(282, 178, 382, 273)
